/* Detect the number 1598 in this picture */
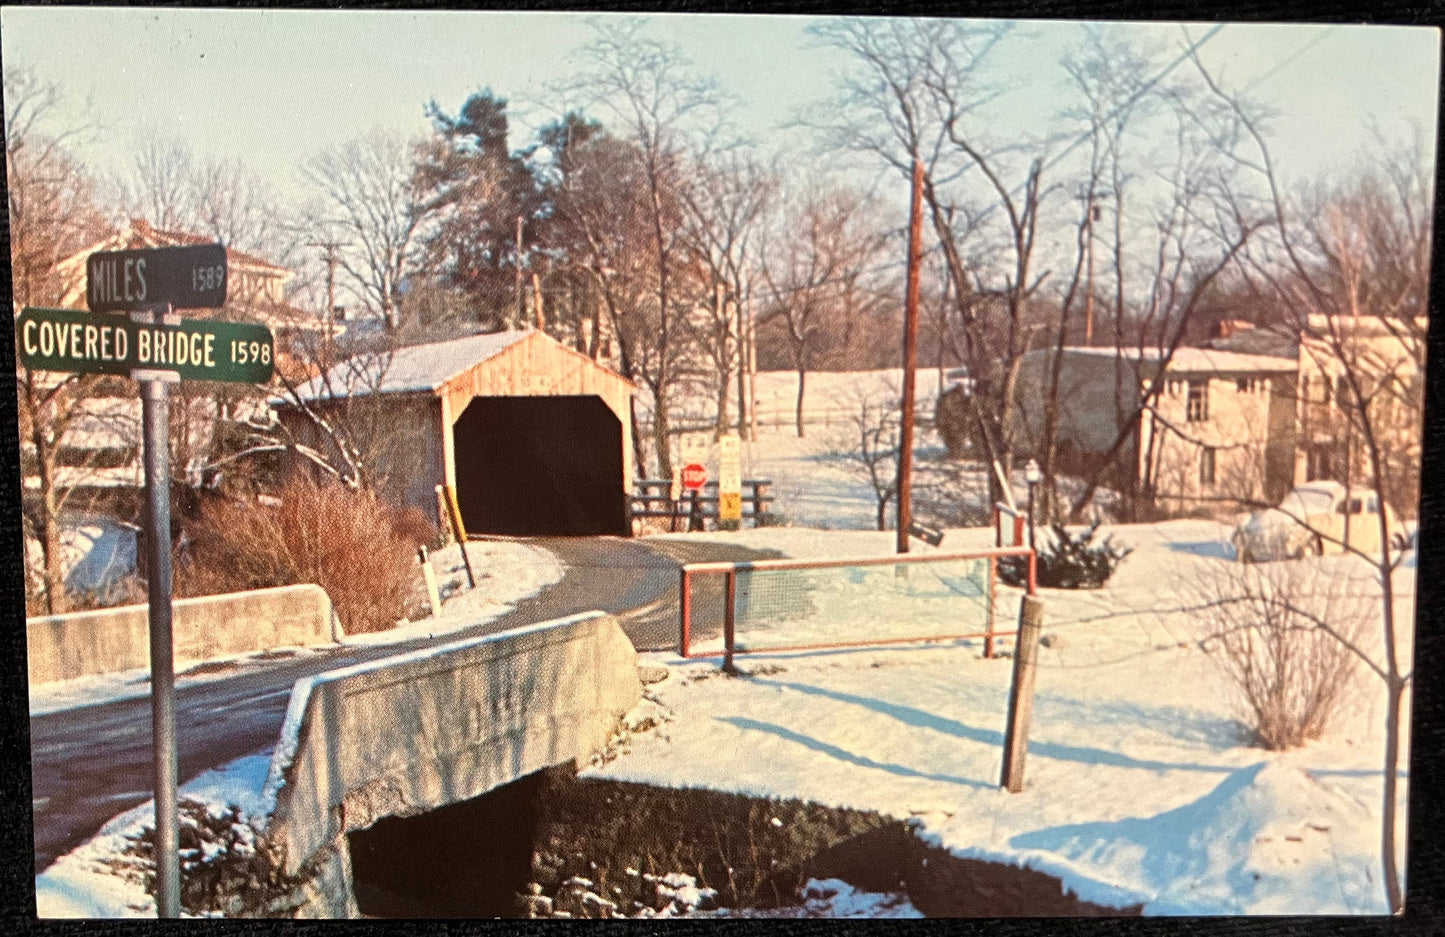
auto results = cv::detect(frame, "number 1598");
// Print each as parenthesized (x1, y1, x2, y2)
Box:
(230, 340, 272, 365)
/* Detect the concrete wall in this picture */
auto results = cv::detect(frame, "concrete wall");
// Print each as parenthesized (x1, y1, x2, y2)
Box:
(261, 610, 643, 915)
(26, 584, 339, 685)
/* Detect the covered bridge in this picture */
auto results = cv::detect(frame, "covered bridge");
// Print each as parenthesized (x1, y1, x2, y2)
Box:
(276, 330, 636, 537)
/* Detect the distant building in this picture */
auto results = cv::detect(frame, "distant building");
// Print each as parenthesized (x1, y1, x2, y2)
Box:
(52, 217, 333, 338)
(1295, 314, 1425, 515)
(1010, 346, 1299, 516)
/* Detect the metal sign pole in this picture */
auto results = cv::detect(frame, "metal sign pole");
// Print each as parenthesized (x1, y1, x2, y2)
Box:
(133, 305, 181, 918)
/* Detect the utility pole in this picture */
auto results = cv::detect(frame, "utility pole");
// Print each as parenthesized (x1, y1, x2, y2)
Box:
(532, 272, 545, 330)
(309, 240, 341, 358)
(896, 158, 925, 555)
(1083, 189, 1096, 347)
(515, 214, 525, 330)
(715, 281, 728, 438)
(736, 285, 748, 440)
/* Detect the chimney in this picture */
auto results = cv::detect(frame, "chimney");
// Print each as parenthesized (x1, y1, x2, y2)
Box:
(130, 218, 152, 238)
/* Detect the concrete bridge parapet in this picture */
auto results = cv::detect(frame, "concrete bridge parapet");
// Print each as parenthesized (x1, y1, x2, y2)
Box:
(26, 583, 340, 685)
(259, 610, 643, 917)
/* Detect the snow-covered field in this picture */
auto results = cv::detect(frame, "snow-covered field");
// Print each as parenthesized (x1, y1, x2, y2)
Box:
(599, 519, 1414, 916)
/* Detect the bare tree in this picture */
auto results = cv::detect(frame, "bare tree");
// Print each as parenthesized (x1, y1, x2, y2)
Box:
(6, 66, 110, 613)
(679, 150, 776, 437)
(830, 386, 902, 532)
(112, 136, 201, 233)
(758, 182, 891, 437)
(1195, 51, 1426, 912)
(809, 18, 1056, 505)
(304, 130, 430, 331)
(110, 135, 295, 264)
(562, 18, 725, 478)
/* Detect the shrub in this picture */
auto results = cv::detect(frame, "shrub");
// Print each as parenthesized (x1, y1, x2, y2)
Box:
(999, 521, 1131, 589)
(1199, 566, 1364, 750)
(180, 476, 435, 634)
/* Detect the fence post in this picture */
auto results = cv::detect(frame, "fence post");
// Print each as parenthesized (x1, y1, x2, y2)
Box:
(679, 567, 692, 657)
(418, 546, 442, 618)
(1000, 595, 1046, 792)
(984, 555, 997, 659)
(722, 569, 738, 675)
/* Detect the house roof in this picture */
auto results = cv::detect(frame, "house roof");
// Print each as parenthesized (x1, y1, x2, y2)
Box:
(283, 330, 536, 402)
(1057, 345, 1297, 374)
(56, 218, 291, 277)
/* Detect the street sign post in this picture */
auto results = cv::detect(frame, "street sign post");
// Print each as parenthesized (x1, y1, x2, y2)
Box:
(718, 434, 742, 524)
(17, 307, 273, 383)
(24, 241, 246, 919)
(86, 243, 228, 313)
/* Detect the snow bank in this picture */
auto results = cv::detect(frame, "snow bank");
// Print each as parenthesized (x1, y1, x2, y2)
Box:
(36, 754, 273, 918)
(596, 519, 1413, 916)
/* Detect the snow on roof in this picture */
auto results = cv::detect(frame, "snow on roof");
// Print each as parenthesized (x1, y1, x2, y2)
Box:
(284, 330, 533, 402)
(1056, 346, 1297, 374)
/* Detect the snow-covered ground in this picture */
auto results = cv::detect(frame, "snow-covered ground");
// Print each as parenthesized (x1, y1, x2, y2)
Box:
(32, 367, 1418, 917)
(28, 538, 563, 715)
(36, 754, 274, 918)
(597, 519, 1415, 916)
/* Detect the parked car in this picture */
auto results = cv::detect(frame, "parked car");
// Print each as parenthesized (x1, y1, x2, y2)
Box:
(1231, 481, 1401, 562)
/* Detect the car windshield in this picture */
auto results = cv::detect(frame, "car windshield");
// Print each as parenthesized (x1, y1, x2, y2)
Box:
(1281, 488, 1334, 516)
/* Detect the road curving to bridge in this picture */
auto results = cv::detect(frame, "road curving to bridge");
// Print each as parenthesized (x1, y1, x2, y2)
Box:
(28, 535, 776, 873)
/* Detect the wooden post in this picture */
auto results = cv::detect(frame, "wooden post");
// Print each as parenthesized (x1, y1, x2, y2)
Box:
(984, 555, 997, 659)
(1001, 595, 1046, 793)
(437, 484, 475, 589)
(896, 158, 925, 555)
(679, 567, 692, 657)
(722, 569, 739, 675)
(418, 546, 442, 618)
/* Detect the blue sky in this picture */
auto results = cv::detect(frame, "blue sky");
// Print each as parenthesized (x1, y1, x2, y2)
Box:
(2, 9, 1438, 213)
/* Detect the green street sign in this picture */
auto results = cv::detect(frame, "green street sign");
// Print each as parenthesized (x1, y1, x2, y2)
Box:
(16, 307, 274, 383)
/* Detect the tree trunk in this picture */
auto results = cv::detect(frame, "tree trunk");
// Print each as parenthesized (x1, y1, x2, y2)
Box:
(795, 368, 807, 438)
(1381, 675, 1406, 913)
(715, 370, 730, 439)
(876, 493, 889, 532)
(653, 383, 673, 480)
(37, 469, 65, 615)
(30, 413, 66, 615)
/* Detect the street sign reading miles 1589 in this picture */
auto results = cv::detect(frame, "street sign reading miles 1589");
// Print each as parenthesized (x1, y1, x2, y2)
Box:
(86, 243, 228, 313)
(17, 307, 274, 383)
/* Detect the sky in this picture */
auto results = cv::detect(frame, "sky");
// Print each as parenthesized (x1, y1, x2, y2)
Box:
(2, 9, 1439, 244)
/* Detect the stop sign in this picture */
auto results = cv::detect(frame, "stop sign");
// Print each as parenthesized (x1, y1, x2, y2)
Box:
(681, 463, 708, 490)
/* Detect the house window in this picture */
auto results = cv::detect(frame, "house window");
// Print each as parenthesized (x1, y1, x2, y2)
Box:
(1186, 380, 1209, 422)
(1200, 447, 1216, 486)
(1236, 377, 1249, 393)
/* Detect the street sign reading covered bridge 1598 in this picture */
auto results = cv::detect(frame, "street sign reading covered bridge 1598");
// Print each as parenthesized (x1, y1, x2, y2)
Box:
(17, 307, 274, 383)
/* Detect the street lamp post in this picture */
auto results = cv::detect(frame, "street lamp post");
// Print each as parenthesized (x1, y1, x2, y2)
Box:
(1024, 459, 1042, 552)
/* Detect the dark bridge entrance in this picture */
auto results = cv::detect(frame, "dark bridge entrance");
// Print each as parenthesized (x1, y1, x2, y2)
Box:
(452, 395, 627, 537)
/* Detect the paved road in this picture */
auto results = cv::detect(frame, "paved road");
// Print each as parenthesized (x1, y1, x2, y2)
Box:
(29, 535, 774, 873)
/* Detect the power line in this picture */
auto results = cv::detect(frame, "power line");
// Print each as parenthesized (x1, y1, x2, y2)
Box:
(1026, 24, 1229, 198)
(1244, 28, 1334, 92)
